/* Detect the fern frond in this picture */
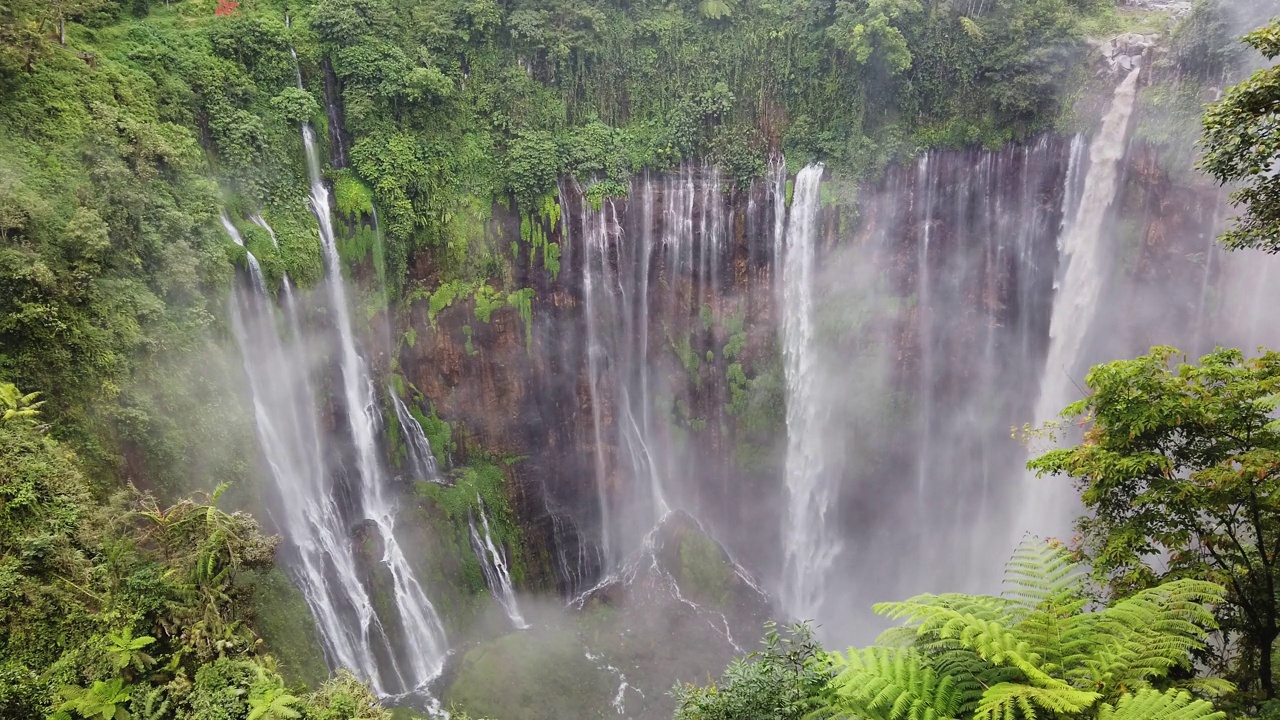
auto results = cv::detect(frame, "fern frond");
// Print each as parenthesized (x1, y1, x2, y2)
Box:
(876, 599, 1056, 688)
(974, 681, 1099, 720)
(1095, 689, 1224, 720)
(1002, 536, 1087, 612)
(825, 647, 972, 720)
(1076, 579, 1223, 696)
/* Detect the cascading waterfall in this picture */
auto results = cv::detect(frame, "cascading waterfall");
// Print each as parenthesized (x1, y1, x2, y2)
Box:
(248, 212, 297, 307)
(390, 390, 442, 483)
(221, 211, 399, 693)
(778, 164, 834, 622)
(1021, 66, 1142, 540)
(570, 163, 730, 567)
(468, 497, 530, 630)
(300, 119, 449, 694)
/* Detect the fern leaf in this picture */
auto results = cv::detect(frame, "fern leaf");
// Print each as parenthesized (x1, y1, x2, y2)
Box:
(974, 682, 1099, 720)
(1095, 689, 1224, 720)
(826, 647, 971, 720)
(1002, 536, 1086, 613)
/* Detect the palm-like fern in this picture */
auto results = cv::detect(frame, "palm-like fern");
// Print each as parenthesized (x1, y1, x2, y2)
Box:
(821, 538, 1228, 720)
(0, 382, 43, 424)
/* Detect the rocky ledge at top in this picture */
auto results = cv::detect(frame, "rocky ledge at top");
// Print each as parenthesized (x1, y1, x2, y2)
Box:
(1097, 32, 1158, 75)
(1117, 0, 1191, 14)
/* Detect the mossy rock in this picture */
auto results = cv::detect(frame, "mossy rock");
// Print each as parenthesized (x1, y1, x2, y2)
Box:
(446, 629, 614, 719)
(244, 567, 330, 688)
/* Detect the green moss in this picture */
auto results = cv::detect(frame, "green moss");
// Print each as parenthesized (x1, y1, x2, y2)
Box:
(403, 327, 417, 349)
(463, 324, 477, 356)
(428, 280, 471, 328)
(474, 283, 505, 323)
(337, 224, 377, 270)
(331, 169, 375, 220)
(418, 457, 527, 595)
(584, 179, 628, 211)
(408, 399, 454, 467)
(677, 533, 734, 608)
(670, 334, 702, 387)
(507, 288, 535, 352)
(244, 568, 330, 689)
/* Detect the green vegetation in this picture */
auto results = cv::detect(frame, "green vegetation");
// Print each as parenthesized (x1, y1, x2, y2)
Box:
(1201, 18, 1280, 252)
(0, 388, 390, 719)
(676, 540, 1230, 720)
(677, 532, 734, 607)
(413, 456, 533, 628)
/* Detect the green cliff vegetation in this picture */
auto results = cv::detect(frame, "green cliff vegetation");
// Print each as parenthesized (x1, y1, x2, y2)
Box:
(3, 0, 1276, 716)
(0, 387, 382, 720)
(0, 0, 1115, 499)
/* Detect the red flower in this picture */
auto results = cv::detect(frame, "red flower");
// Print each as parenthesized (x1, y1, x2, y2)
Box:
(215, 0, 240, 16)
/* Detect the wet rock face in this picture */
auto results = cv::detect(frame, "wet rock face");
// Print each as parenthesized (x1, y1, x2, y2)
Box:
(1098, 32, 1157, 76)
(569, 510, 772, 719)
(395, 168, 784, 600)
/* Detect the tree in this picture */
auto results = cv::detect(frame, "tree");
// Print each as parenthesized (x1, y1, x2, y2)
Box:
(818, 539, 1227, 720)
(1200, 21, 1280, 252)
(1030, 347, 1280, 698)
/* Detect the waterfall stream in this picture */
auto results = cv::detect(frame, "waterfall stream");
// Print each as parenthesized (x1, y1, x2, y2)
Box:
(571, 164, 730, 567)
(777, 164, 834, 622)
(468, 497, 530, 630)
(300, 121, 448, 695)
(1021, 66, 1143, 540)
(391, 390, 442, 483)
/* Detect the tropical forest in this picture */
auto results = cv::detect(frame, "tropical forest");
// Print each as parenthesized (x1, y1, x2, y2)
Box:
(5, 0, 1280, 716)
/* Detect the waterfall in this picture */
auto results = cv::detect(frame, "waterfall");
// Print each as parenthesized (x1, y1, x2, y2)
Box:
(220, 211, 267, 294)
(778, 164, 834, 622)
(221, 210, 396, 693)
(1022, 67, 1142, 540)
(390, 389, 442, 483)
(570, 163, 729, 567)
(300, 119, 448, 694)
(468, 496, 530, 630)
(248, 212, 297, 308)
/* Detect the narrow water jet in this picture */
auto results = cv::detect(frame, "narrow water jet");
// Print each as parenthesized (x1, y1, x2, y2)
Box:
(468, 496, 530, 630)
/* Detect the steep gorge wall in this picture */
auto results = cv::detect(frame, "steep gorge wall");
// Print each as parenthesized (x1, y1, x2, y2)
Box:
(373, 90, 1253, 646)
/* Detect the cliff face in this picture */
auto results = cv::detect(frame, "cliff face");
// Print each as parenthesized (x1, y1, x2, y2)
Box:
(394, 165, 786, 600)
(386, 121, 1246, 645)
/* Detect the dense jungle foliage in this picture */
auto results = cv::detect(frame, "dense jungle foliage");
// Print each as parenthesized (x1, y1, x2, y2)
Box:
(3, 0, 1279, 717)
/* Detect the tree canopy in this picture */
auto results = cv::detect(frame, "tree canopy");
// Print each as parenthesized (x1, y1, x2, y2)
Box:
(1030, 347, 1280, 700)
(1200, 20, 1280, 252)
